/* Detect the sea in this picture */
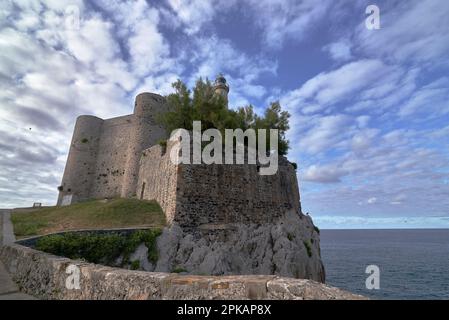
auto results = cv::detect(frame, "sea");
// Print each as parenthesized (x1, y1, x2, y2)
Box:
(320, 229, 449, 300)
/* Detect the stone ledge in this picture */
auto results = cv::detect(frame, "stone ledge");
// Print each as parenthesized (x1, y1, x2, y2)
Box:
(0, 244, 366, 300)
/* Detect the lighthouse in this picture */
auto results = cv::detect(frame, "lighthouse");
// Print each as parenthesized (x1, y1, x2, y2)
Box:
(213, 73, 230, 107)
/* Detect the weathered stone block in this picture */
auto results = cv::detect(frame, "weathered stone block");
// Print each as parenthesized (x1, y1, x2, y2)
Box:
(0, 244, 365, 300)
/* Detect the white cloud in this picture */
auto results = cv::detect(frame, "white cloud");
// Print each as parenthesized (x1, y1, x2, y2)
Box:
(297, 125, 449, 217)
(296, 114, 352, 154)
(351, 129, 379, 153)
(134, 73, 180, 97)
(355, 115, 370, 128)
(187, 35, 277, 109)
(64, 18, 119, 64)
(167, 0, 216, 35)
(303, 164, 348, 183)
(247, 0, 331, 49)
(128, 18, 170, 76)
(323, 40, 352, 62)
(0, 0, 178, 207)
(281, 60, 394, 115)
(356, 0, 449, 65)
(398, 78, 449, 118)
(165, 0, 333, 50)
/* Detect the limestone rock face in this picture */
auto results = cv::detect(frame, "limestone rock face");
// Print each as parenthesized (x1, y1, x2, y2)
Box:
(154, 210, 325, 282)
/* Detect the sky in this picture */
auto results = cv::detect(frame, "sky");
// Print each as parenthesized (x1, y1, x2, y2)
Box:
(0, 0, 449, 228)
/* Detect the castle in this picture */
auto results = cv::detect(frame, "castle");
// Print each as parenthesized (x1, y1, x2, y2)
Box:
(58, 76, 302, 231)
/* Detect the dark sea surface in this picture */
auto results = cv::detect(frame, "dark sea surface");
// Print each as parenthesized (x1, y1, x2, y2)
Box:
(320, 229, 449, 300)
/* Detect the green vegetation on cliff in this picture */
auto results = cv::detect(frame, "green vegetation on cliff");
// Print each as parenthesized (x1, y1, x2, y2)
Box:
(158, 78, 291, 155)
(303, 240, 313, 258)
(35, 229, 162, 266)
(11, 198, 166, 238)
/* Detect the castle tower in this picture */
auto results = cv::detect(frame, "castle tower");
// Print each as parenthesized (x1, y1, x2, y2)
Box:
(120, 93, 168, 198)
(213, 74, 230, 106)
(57, 115, 104, 205)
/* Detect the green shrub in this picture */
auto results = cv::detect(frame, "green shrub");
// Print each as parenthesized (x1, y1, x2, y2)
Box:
(35, 229, 162, 266)
(157, 139, 167, 155)
(313, 225, 320, 234)
(172, 267, 188, 273)
(124, 229, 162, 264)
(130, 260, 140, 270)
(158, 78, 291, 156)
(81, 138, 89, 143)
(303, 240, 312, 258)
(291, 162, 298, 170)
(36, 233, 124, 264)
(287, 233, 294, 241)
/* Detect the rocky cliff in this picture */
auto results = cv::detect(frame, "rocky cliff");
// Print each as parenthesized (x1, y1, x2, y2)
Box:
(128, 210, 325, 282)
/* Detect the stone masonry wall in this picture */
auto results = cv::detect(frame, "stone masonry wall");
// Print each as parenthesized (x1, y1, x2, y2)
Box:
(137, 143, 178, 224)
(89, 115, 134, 199)
(0, 244, 365, 300)
(176, 157, 300, 230)
(138, 143, 301, 230)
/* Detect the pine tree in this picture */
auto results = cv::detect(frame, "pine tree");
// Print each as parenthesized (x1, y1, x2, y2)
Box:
(157, 78, 291, 156)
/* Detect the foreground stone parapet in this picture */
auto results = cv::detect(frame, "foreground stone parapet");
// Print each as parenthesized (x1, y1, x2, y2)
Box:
(0, 244, 365, 300)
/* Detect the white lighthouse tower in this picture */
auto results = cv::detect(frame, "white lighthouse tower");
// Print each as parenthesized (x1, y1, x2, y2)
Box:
(213, 74, 230, 107)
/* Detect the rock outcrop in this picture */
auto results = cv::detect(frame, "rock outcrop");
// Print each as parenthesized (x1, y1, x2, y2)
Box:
(133, 210, 325, 282)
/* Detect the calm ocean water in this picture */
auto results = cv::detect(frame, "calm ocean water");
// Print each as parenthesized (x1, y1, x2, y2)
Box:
(320, 229, 449, 300)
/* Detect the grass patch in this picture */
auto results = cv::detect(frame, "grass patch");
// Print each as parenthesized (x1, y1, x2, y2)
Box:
(172, 267, 188, 273)
(157, 139, 167, 148)
(35, 229, 162, 266)
(12, 198, 166, 238)
(303, 240, 313, 258)
(130, 260, 140, 270)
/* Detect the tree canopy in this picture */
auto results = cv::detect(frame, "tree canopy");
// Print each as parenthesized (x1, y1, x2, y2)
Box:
(157, 78, 290, 156)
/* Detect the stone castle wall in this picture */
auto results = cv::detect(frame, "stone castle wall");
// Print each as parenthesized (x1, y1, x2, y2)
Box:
(176, 158, 300, 230)
(89, 115, 134, 199)
(137, 144, 179, 224)
(138, 143, 301, 230)
(57, 93, 167, 205)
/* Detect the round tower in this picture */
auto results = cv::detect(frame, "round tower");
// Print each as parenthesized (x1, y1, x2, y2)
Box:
(133, 92, 167, 117)
(213, 74, 230, 106)
(57, 115, 103, 205)
(120, 92, 168, 198)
